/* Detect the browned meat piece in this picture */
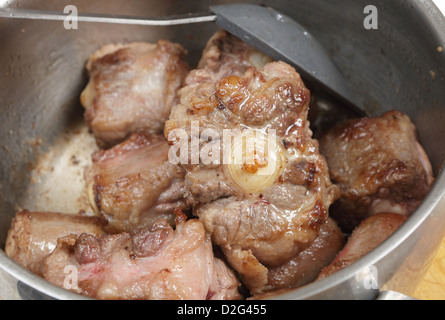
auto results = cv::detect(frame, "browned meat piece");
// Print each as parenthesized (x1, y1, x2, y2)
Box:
(85, 132, 186, 233)
(166, 58, 339, 294)
(81, 41, 189, 147)
(5, 210, 104, 275)
(319, 110, 434, 232)
(41, 217, 241, 300)
(266, 218, 345, 290)
(184, 30, 272, 86)
(317, 213, 407, 280)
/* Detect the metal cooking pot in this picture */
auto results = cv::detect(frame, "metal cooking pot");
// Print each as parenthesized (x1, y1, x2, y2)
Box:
(0, 0, 444, 300)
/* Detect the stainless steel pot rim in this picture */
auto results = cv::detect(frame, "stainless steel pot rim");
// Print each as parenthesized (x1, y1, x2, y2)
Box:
(0, 0, 444, 300)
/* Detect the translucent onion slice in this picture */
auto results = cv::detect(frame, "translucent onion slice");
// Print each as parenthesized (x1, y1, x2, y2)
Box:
(224, 129, 285, 194)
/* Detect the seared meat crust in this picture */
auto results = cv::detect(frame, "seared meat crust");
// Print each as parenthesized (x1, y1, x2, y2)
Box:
(319, 110, 434, 232)
(85, 132, 186, 233)
(184, 30, 272, 86)
(267, 218, 345, 289)
(317, 213, 407, 279)
(81, 41, 189, 147)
